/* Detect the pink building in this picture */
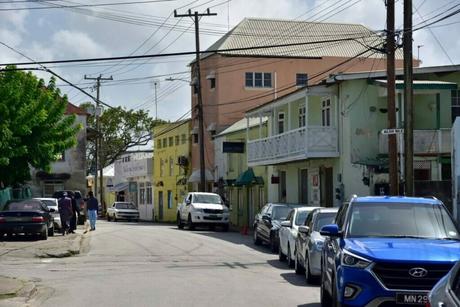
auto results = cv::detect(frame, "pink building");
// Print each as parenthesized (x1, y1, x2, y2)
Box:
(189, 18, 405, 189)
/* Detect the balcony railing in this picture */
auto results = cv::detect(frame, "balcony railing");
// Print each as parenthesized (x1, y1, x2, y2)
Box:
(379, 129, 451, 154)
(247, 126, 339, 166)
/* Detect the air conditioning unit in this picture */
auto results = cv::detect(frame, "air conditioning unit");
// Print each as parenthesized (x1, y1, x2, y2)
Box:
(177, 156, 188, 166)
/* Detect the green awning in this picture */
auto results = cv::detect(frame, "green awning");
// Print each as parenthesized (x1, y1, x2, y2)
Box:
(235, 168, 264, 186)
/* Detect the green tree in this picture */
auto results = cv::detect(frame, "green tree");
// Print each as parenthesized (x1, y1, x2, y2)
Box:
(81, 103, 163, 173)
(0, 67, 81, 186)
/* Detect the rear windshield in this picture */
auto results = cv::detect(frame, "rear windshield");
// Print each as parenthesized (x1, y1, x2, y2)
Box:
(7, 202, 43, 211)
(314, 212, 337, 231)
(347, 202, 460, 240)
(115, 203, 136, 209)
(193, 194, 222, 204)
(272, 206, 292, 220)
(40, 200, 57, 208)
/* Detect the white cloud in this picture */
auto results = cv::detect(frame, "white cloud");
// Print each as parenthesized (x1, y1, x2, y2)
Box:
(51, 30, 111, 59)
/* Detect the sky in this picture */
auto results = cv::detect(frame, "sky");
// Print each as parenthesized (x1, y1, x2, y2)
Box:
(0, 0, 459, 123)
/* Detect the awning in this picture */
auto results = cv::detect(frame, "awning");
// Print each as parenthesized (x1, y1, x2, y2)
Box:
(111, 182, 129, 192)
(188, 169, 214, 183)
(235, 168, 264, 186)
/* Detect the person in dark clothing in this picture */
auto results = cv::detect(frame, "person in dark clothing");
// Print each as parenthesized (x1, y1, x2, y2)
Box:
(69, 195, 80, 234)
(86, 191, 98, 231)
(58, 192, 73, 235)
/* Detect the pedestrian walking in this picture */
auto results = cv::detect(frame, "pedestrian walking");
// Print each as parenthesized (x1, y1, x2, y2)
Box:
(87, 191, 98, 231)
(69, 193, 80, 234)
(58, 192, 73, 235)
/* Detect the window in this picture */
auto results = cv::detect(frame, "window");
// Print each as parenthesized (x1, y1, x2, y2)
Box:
(157, 139, 161, 149)
(452, 90, 460, 123)
(278, 112, 285, 134)
(181, 134, 187, 144)
(43, 181, 64, 197)
(193, 134, 198, 144)
(160, 158, 164, 177)
(169, 157, 174, 176)
(162, 138, 167, 148)
(146, 182, 152, 204)
(296, 73, 308, 87)
(299, 106, 306, 127)
(209, 78, 216, 89)
(322, 98, 331, 127)
(245, 72, 272, 88)
(169, 137, 173, 147)
(175, 135, 179, 146)
(167, 190, 173, 209)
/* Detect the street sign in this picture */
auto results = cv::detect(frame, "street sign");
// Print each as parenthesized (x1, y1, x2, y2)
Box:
(381, 128, 404, 135)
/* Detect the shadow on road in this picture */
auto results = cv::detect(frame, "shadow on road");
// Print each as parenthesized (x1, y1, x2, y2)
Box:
(0, 234, 42, 242)
(298, 304, 321, 307)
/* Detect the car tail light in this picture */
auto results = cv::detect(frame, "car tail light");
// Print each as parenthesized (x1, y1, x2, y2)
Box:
(32, 216, 44, 222)
(0, 217, 5, 223)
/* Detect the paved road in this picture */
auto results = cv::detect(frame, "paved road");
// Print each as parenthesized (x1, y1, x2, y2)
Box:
(0, 221, 320, 307)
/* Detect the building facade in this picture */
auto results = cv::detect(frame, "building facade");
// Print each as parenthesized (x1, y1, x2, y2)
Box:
(29, 103, 87, 197)
(153, 120, 191, 222)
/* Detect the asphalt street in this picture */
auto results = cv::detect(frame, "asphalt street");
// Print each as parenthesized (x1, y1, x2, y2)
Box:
(0, 221, 320, 307)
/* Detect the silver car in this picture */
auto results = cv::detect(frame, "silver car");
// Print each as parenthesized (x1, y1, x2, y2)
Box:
(33, 198, 61, 230)
(295, 207, 338, 283)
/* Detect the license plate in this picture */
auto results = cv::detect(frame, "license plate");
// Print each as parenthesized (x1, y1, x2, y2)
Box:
(396, 293, 428, 305)
(209, 215, 218, 218)
(13, 226, 24, 232)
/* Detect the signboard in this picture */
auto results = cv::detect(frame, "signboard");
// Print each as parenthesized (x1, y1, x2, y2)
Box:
(381, 128, 404, 135)
(223, 142, 245, 153)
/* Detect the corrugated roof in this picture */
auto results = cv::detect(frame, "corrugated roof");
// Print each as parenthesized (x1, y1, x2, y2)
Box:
(217, 117, 268, 137)
(202, 18, 401, 60)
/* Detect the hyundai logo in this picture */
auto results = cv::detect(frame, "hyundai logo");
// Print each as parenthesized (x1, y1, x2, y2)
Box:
(408, 267, 428, 278)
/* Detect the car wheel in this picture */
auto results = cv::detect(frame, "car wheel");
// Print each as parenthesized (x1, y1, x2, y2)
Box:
(48, 224, 54, 237)
(270, 235, 278, 253)
(287, 245, 294, 268)
(222, 224, 229, 232)
(295, 250, 305, 274)
(253, 227, 262, 245)
(187, 214, 195, 230)
(305, 253, 317, 284)
(41, 228, 48, 240)
(113, 215, 117, 222)
(177, 214, 184, 229)
(0, 232, 4, 241)
(107, 214, 111, 222)
(278, 244, 286, 262)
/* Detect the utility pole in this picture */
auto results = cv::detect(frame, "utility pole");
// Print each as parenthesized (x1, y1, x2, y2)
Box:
(153, 80, 159, 120)
(403, 0, 414, 196)
(386, 0, 398, 195)
(84, 74, 113, 214)
(174, 8, 216, 192)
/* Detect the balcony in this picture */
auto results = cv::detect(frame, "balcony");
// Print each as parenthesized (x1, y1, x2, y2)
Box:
(247, 126, 339, 166)
(379, 129, 451, 154)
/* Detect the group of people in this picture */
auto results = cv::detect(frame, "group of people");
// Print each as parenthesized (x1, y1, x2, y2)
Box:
(57, 191, 99, 235)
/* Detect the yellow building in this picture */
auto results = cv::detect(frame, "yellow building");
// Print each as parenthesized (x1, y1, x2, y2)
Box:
(153, 120, 191, 222)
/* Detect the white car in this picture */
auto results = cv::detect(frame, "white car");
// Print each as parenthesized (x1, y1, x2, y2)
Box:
(278, 206, 319, 267)
(107, 202, 139, 222)
(177, 192, 229, 231)
(34, 198, 61, 230)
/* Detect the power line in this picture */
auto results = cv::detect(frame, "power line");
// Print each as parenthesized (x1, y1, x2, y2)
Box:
(0, 0, 180, 10)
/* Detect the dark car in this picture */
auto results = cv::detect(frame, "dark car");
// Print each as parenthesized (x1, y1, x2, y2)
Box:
(253, 203, 303, 252)
(429, 261, 460, 306)
(0, 199, 55, 240)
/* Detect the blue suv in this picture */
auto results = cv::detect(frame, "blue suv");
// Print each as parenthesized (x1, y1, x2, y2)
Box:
(320, 196, 460, 307)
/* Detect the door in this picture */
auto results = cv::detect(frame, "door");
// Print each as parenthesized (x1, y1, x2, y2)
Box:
(158, 191, 164, 221)
(320, 167, 333, 208)
(299, 169, 308, 204)
(279, 171, 287, 202)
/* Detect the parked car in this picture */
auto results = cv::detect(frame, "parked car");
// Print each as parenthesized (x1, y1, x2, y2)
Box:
(107, 202, 139, 222)
(0, 199, 55, 240)
(52, 190, 86, 224)
(177, 192, 229, 231)
(253, 203, 304, 252)
(278, 206, 319, 267)
(320, 196, 460, 307)
(295, 207, 338, 283)
(429, 261, 460, 306)
(33, 198, 61, 230)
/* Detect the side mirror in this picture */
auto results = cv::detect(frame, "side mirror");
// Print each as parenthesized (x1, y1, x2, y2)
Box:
(49, 208, 56, 213)
(298, 225, 309, 234)
(320, 224, 341, 237)
(262, 214, 271, 222)
(185, 200, 191, 205)
(281, 220, 291, 228)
